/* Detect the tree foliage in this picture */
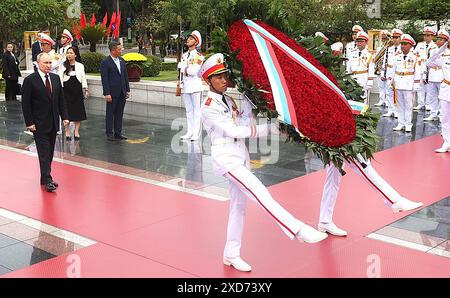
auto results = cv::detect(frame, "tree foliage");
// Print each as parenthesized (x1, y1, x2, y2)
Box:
(0, 0, 68, 44)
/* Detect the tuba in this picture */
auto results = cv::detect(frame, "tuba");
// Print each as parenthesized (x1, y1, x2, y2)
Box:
(373, 37, 394, 75)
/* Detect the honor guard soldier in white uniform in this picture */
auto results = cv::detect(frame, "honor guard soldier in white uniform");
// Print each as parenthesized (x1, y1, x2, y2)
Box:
(374, 30, 391, 107)
(382, 29, 403, 118)
(345, 25, 364, 63)
(426, 30, 450, 152)
(200, 53, 328, 272)
(178, 30, 205, 142)
(331, 42, 344, 57)
(423, 29, 443, 122)
(36, 33, 59, 74)
(346, 31, 375, 103)
(59, 29, 73, 56)
(388, 34, 422, 132)
(413, 27, 437, 112)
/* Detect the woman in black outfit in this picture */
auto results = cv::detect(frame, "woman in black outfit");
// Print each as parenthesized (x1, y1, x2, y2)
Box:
(58, 47, 88, 140)
(2, 42, 21, 101)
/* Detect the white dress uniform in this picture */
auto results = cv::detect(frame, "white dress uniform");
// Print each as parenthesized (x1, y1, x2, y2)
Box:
(375, 44, 387, 106)
(424, 44, 444, 120)
(382, 29, 403, 117)
(387, 35, 421, 132)
(414, 40, 436, 109)
(178, 36, 205, 141)
(426, 37, 450, 152)
(199, 53, 327, 270)
(346, 34, 375, 103)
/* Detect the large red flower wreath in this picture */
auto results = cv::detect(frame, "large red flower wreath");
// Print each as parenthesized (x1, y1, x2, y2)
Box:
(227, 20, 356, 147)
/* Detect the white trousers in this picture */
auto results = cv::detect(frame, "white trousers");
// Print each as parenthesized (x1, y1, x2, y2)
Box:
(223, 165, 303, 258)
(396, 90, 414, 127)
(183, 92, 202, 138)
(319, 155, 403, 223)
(441, 101, 450, 144)
(417, 81, 427, 107)
(386, 86, 396, 115)
(426, 82, 441, 118)
(377, 76, 387, 104)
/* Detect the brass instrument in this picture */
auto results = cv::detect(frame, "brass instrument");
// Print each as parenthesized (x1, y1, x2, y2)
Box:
(373, 37, 394, 75)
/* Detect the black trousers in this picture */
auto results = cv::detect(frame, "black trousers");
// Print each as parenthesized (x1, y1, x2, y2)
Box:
(5, 78, 18, 100)
(105, 94, 126, 136)
(34, 126, 57, 185)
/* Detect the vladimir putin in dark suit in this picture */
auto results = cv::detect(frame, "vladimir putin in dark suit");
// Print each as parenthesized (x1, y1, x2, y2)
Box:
(21, 52, 69, 192)
(100, 41, 130, 141)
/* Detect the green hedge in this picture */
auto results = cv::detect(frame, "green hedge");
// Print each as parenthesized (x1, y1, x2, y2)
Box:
(142, 55, 161, 77)
(82, 52, 106, 73)
(161, 62, 177, 72)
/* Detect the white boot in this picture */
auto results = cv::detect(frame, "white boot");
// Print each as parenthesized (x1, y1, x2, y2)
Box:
(223, 257, 252, 272)
(318, 222, 348, 237)
(435, 143, 450, 153)
(296, 224, 328, 243)
(391, 197, 424, 213)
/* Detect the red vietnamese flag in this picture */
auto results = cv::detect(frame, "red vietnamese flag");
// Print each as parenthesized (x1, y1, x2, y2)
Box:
(107, 12, 116, 37)
(73, 23, 81, 40)
(101, 12, 108, 28)
(113, 11, 121, 38)
(80, 13, 86, 28)
(90, 13, 96, 26)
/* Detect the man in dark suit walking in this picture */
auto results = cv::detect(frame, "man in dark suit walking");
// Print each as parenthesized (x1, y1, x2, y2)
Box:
(100, 41, 130, 141)
(2, 42, 21, 101)
(21, 52, 69, 192)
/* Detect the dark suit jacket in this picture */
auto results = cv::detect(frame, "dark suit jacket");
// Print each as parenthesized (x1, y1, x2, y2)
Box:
(32, 41, 42, 62)
(21, 72, 68, 134)
(1, 52, 21, 80)
(100, 56, 130, 98)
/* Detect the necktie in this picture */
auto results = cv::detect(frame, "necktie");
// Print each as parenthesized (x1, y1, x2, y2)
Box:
(403, 55, 407, 61)
(45, 74, 52, 99)
(358, 51, 362, 57)
(222, 95, 229, 110)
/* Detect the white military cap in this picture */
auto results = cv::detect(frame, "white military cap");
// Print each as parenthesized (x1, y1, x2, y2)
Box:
(331, 42, 343, 52)
(315, 32, 329, 41)
(199, 53, 228, 81)
(423, 26, 437, 35)
(400, 34, 416, 46)
(352, 25, 364, 33)
(392, 29, 403, 37)
(190, 30, 202, 48)
(62, 29, 73, 42)
(380, 30, 390, 37)
(39, 33, 55, 46)
(437, 29, 450, 40)
(355, 31, 369, 42)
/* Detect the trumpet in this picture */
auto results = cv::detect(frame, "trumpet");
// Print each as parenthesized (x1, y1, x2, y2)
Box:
(373, 37, 394, 75)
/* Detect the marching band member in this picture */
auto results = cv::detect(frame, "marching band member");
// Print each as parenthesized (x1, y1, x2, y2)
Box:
(346, 31, 375, 104)
(423, 28, 444, 122)
(413, 27, 437, 112)
(382, 29, 403, 118)
(374, 30, 391, 107)
(345, 25, 364, 62)
(388, 34, 421, 133)
(200, 53, 328, 272)
(426, 30, 450, 152)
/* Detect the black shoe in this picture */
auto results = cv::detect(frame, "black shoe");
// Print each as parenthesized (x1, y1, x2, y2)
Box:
(50, 180, 59, 188)
(65, 135, 71, 141)
(114, 134, 127, 140)
(44, 182, 57, 193)
(74, 136, 80, 141)
(107, 135, 116, 141)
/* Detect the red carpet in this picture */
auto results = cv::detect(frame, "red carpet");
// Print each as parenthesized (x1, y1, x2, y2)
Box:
(1, 135, 449, 277)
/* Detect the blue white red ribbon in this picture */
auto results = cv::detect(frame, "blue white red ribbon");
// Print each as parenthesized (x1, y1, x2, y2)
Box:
(244, 19, 353, 127)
